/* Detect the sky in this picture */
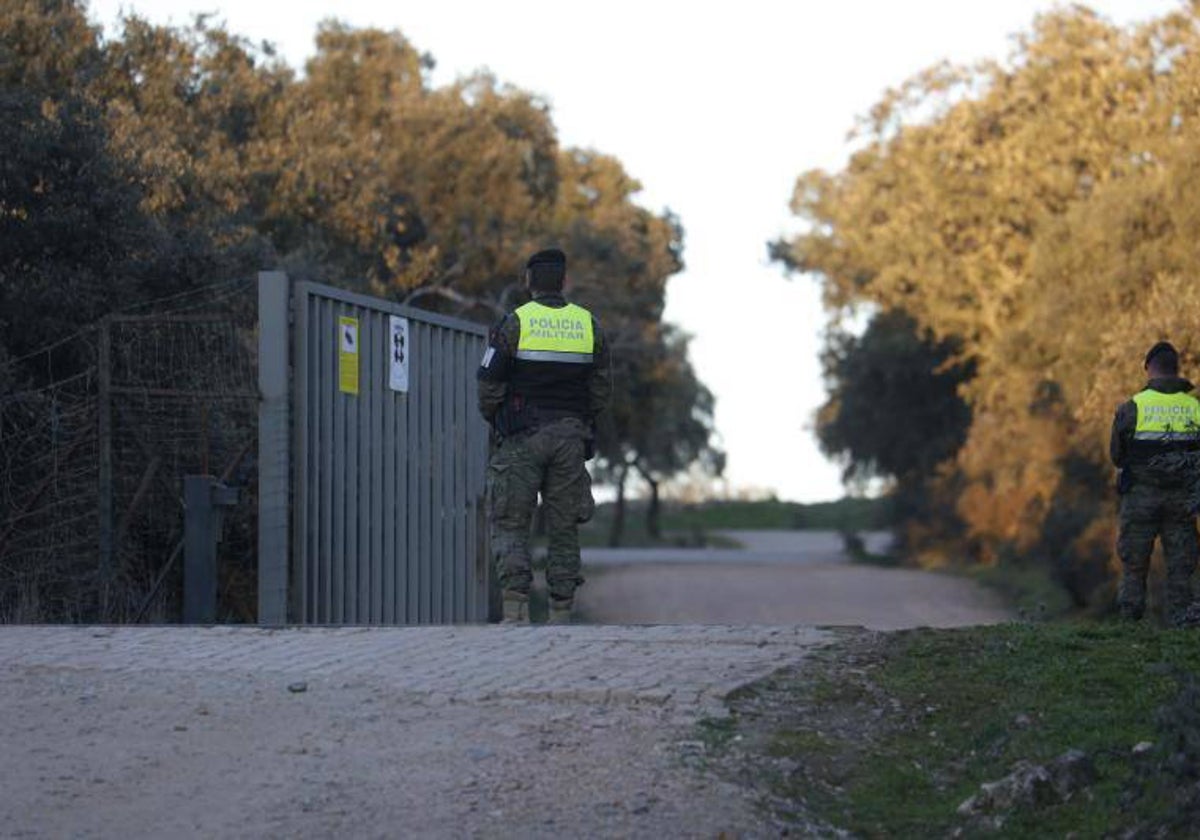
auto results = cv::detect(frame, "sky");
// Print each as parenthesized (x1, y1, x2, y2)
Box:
(89, 0, 1183, 501)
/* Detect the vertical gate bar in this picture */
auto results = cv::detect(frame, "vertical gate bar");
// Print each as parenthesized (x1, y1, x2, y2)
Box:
(359, 311, 376, 622)
(401, 329, 416, 623)
(431, 327, 445, 622)
(257, 271, 289, 626)
(344, 305, 360, 623)
(400, 321, 415, 624)
(381, 318, 397, 624)
(331, 301, 346, 624)
(451, 330, 464, 622)
(355, 310, 369, 621)
(412, 322, 425, 624)
(447, 330, 458, 623)
(452, 331, 465, 622)
(418, 322, 432, 624)
(427, 325, 439, 623)
(471, 333, 489, 621)
(456, 331, 470, 619)
(463, 333, 477, 621)
(469, 334, 480, 619)
(371, 312, 386, 623)
(318, 296, 334, 623)
(292, 283, 309, 624)
(349, 308, 364, 623)
(446, 331, 453, 628)
(308, 294, 321, 623)
(440, 327, 452, 622)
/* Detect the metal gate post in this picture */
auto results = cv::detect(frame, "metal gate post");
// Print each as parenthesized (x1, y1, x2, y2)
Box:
(183, 475, 239, 623)
(258, 271, 290, 625)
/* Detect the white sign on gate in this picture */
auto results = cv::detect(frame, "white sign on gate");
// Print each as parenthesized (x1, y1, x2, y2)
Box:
(388, 315, 410, 393)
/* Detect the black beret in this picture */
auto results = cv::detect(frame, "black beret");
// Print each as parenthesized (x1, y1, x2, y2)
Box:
(527, 248, 566, 270)
(1145, 341, 1178, 368)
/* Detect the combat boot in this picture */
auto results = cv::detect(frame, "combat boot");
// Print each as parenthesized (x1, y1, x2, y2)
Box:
(501, 591, 529, 625)
(547, 597, 574, 625)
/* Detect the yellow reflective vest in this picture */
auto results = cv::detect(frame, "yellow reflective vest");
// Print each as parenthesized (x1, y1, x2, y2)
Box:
(514, 301, 595, 364)
(1133, 389, 1200, 442)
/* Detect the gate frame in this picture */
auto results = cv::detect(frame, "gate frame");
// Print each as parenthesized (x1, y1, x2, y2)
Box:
(257, 271, 490, 625)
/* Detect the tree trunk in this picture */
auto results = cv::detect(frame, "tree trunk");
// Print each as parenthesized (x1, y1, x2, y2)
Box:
(608, 465, 628, 547)
(644, 473, 662, 541)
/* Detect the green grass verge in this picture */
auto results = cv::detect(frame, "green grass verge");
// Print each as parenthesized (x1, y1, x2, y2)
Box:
(578, 496, 894, 548)
(706, 623, 1200, 837)
(968, 563, 1076, 621)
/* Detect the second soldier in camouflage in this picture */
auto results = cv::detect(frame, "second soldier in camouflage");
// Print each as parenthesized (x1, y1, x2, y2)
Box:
(1110, 341, 1200, 626)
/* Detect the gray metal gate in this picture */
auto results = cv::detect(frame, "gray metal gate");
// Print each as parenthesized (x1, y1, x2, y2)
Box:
(257, 273, 490, 625)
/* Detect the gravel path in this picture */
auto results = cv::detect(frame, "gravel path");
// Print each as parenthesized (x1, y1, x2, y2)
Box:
(578, 530, 1010, 630)
(0, 625, 827, 839)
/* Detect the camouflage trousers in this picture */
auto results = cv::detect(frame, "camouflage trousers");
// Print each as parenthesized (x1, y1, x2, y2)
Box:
(488, 418, 593, 604)
(1117, 482, 1198, 626)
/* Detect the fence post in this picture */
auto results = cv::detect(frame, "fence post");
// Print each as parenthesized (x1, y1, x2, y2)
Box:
(258, 271, 290, 625)
(183, 475, 238, 623)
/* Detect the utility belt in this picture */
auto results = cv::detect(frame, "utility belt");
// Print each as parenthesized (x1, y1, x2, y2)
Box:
(494, 395, 586, 439)
(1120, 465, 1193, 494)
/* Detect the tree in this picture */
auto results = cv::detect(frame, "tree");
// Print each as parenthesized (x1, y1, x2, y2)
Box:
(0, 87, 138, 377)
(817, 310, 972, 485)
(816, 310, 972, 557)
(775, 4, 1200, 600)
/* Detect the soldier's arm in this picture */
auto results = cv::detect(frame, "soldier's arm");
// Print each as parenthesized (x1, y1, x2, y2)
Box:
(588, 317, 612, 421)
(1110, 401, 1136, 468)
(477, 315, 518, 422)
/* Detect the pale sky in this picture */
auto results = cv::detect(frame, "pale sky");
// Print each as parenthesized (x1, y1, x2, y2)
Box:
(89, 0, 1182, 501)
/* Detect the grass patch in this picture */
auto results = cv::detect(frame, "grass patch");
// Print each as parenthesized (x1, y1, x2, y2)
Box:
(578, 496, 895, 548)
(664, 497, 895, 532)
(702, 623, 1200, 837)
(969, 562, 1076, 620)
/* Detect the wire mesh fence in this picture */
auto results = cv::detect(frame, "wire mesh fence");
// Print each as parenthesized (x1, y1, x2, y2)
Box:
(0, 280, 259, 622)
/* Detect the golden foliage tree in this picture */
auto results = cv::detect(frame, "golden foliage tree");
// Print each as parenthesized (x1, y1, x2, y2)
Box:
(777, 4, 1200, 603)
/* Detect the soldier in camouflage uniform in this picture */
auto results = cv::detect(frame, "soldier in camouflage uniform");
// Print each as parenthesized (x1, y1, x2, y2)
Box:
(1110, 341, 1200, 626)
(477, 249, 610, 624)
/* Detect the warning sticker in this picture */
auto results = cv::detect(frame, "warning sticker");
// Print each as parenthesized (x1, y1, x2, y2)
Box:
(388, 315, 409, 393)
(338, 316, 359, 395)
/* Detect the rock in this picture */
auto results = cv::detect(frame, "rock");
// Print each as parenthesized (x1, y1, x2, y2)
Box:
(1050, 749, 1095, 800)
(1183, 601, 1200, 628)
(287, 681, 308, 694)
(1013, 713, 1032, 729)
(958, 751, 1094, 818)
(1132, 741, 1154, 756)
(957, 761, 1056, 815)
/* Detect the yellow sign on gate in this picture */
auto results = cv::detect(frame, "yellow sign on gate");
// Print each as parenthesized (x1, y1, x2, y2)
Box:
(338, 316, 359, 395)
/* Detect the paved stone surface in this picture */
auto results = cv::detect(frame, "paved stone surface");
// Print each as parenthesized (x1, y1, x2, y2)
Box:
(0, 624, 828, 713)
(0, 625, 830, 839)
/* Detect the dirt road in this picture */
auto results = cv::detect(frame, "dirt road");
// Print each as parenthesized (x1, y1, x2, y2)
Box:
(577, 530, 1011, 629)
